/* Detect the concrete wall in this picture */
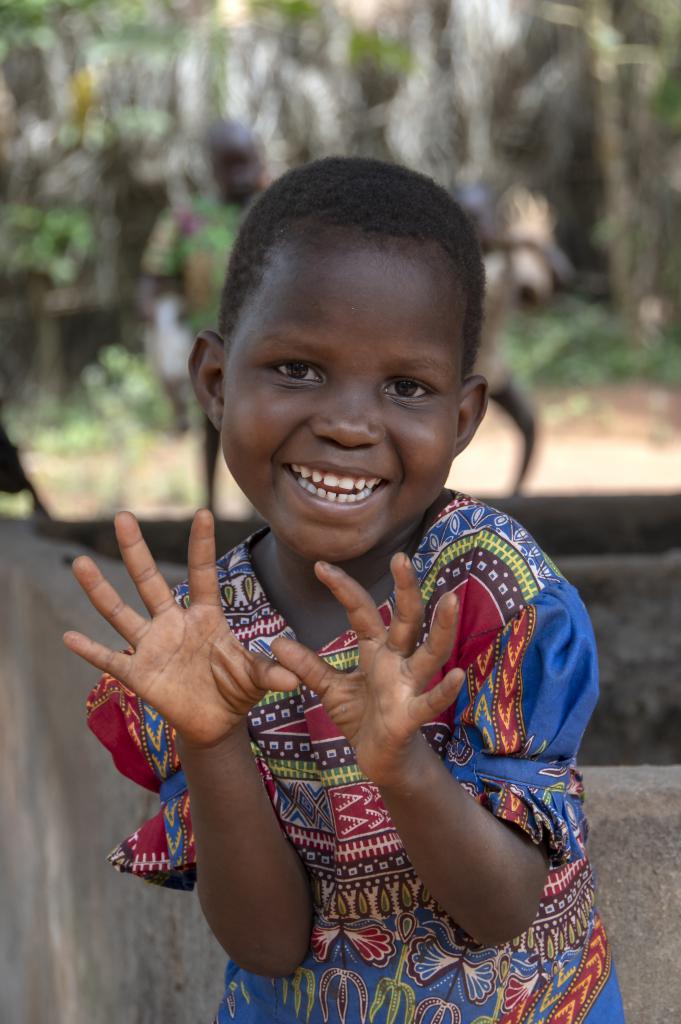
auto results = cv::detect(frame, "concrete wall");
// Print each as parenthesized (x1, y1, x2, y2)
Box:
(563, 551, 681, 765)
(1, 520, 680, 1023)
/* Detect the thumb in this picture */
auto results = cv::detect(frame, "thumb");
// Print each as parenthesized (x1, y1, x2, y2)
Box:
(250, 651, 301, 695)
(270, 636, 337, 697)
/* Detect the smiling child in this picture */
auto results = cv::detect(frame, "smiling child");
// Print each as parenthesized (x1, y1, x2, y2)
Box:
(64, 157, 624, 1023)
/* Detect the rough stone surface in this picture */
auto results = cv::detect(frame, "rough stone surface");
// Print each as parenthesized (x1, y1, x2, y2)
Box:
(1, 520, 680, 1022)
(583, 766, 681, 1023)
(0, 521, 224, 1023)
(563, 552, 681, 764)
(490, 492, 681, 557)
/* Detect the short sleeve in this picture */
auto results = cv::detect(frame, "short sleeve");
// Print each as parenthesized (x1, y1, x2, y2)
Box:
(87, 672, 280, 890)
(86, 672, 196, 889)
(446, 580, 598, 868)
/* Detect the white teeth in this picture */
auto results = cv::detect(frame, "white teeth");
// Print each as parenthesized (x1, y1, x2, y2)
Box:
(292, 464, 382, 503)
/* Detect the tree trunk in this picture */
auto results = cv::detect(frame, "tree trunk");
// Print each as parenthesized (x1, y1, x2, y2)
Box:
(583, 0, 638, 338)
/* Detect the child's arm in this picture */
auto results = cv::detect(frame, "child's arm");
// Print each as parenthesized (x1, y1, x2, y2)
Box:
(176, 725, 313, 974)
(260, 555, 549, 947)
(65, 510, 312, 976)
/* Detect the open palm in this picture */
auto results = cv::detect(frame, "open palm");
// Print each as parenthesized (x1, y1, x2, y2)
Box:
(64, 509, 298, 749)
(261, 554, 464, 786)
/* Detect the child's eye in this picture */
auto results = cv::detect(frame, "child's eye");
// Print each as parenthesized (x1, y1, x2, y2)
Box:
(275, 362, 321, 382)
(385, 379, 428, 399)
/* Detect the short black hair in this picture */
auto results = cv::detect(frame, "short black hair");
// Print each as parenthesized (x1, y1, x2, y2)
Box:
(219, 156, 485, 376)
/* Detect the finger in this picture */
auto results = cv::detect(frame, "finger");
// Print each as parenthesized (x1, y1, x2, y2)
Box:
(71, 555, 149, 647)
(187, 508, 221, 608)
(407, 667, 466, 727)
(408, 591, 460, 684)
(211, 634, 295, 688)
(250, 654, 301, 694)
(63, 630, 135, 682)
(314, 562, 385, 643)
(210, 641, 300, 713)
(270, 636, 339, 697)
(384, 552, 425, 657)
(114, 511, 175, 617)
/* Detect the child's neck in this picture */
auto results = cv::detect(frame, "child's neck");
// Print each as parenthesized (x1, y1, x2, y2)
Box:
(251, 491, 452, 650)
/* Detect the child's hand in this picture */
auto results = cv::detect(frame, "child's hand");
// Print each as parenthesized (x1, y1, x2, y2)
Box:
(261, 554, 464, 787)
(64, 509, 298, 750)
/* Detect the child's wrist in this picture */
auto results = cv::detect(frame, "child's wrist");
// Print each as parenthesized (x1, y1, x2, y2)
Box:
(372, 732, 437, 796)
(176, 718, 250, 761)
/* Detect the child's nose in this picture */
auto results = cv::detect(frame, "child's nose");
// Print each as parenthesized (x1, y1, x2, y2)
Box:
(309, 397, 385, 448)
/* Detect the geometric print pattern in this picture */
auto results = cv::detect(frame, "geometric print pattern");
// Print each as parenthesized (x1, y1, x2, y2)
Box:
(462, 604, 535, 755)
(86, 493, 622, 1022)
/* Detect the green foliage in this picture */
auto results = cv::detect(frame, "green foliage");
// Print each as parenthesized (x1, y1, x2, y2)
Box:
(0, 0, 113, 58)
(8, 345, 174, 455)
(109, 105, 175, 141)
(504, 298, 681, 386)
(84, 20, 189, 63)
(248, 0, 319, 25)
(0, 204, 94, 285)
(652, 71, 681, 129)
(349, 28, 412, 74)
(0, 0, 185, 60)
(80, 344, 174, 437)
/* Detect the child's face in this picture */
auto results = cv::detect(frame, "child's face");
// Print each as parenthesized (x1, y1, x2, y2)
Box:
(196, 234, 486, 567)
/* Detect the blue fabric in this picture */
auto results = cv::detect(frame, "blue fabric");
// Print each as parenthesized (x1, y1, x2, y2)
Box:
(160, 768, 187, 804)
(446, 581, 598, 866)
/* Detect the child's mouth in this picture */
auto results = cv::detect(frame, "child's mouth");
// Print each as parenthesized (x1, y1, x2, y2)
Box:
(288, 463, 382, 504)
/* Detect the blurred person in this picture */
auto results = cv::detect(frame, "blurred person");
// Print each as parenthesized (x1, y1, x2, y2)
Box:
(0, 417, 49, 516)
(138, 119, 266, 508)
(455, 183, 573, 493)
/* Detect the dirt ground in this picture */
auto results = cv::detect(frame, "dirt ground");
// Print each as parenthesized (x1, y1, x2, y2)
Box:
(453, 383, 681, 498)
(14, 383, 681, 521)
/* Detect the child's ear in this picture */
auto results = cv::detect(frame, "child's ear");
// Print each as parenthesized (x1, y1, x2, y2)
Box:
(189, 330, 225, 428)
(454, 374, 488, 457)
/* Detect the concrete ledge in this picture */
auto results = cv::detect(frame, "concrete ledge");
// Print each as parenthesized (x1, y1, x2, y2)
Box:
(0, 521, 224, 1022)
(1, 520, 679, 1022)
(582, 765, 681, 1021)
(563, 552, 681, 764)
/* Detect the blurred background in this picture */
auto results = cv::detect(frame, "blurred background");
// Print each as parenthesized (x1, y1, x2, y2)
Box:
(1, 0, 681, 521)
(2, 9, 681, 1020)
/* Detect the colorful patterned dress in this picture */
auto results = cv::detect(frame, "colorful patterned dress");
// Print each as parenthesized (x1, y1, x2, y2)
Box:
(87, 495, 624, 1023)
